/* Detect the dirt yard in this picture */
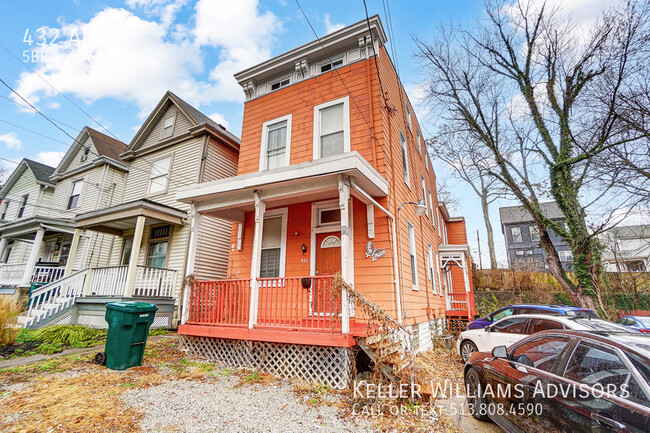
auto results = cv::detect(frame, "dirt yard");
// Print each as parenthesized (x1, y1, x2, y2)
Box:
(0, 338, 469, 432)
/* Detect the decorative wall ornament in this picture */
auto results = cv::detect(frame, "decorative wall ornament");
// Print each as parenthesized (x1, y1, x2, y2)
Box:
(365, 240, 386, 262)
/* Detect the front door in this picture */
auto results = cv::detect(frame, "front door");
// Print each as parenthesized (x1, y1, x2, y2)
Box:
(313, 232, 341, 314)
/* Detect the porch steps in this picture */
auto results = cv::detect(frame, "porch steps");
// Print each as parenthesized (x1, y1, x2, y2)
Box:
(358, 332, 414, 380)
(17, 296, 77, 329)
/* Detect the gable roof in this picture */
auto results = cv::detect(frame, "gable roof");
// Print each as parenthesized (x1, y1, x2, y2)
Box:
(86, 127, 127, 162)
(499, 201, 565, 225)
(50, 126, 128, 181)
(122, 91, 240, 161)
(0, 158, 55, 199)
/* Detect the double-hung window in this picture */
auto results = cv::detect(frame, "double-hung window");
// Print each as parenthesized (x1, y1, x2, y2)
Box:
(147, 225, 170, 268)
(400, 131, 410, 186)
(148, 156, 171, 194)
(427, 243, 436, 292)
(260, 210, 287, 278)
(161, 115, 175, 139)
(407, 221, 418, 289)
(260, 115, 291, 171)
(313, 97, 350, 159)
(0, 200, 9, 220)
(530, 226, 541, 242)
(416, 128, 421, 154)
(428, 189, 435, 227)
(67, 180, 83, 210)
(511, 226, 523, 243)
(406, 103, 412, 131)
(17, 194, 28, 218)
(420, 174, 428, 218)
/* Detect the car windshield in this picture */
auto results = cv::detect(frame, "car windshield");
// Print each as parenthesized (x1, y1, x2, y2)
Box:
(570, 318, 637, 332)
(565, 309, 599, 318)
(636, 317, 650, 327)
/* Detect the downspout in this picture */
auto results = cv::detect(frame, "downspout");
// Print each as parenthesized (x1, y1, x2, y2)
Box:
(350, 180, 402, 324)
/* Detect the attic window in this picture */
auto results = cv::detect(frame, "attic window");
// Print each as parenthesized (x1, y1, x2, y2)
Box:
(321, 58, 343, 72)
(80, 147, 90, 162)
(270, 78, 290, 91)
(161, 116, 175, 139)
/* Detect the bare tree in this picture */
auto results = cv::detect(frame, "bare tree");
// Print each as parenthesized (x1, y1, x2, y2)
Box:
(415, 0, 649, 309)
(426, 132, 505, 268)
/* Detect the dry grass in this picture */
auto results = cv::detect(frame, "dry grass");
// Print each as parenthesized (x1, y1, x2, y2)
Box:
(0, 297, 23, 346)
(0, 339, 220, 433)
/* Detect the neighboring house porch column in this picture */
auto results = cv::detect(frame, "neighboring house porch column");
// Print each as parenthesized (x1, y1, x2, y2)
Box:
(124, 216, 146, 298)
(63, 228, 83, 277)
(22, 227, 45, 286)
(338, 175, 351, 334)
(460, 253, 472, 319)
(248, 191, 265, 329)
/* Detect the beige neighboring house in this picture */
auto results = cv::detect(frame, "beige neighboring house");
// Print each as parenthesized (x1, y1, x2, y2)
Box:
(602, 225, 650, 272)
(5, 92, 239, 329)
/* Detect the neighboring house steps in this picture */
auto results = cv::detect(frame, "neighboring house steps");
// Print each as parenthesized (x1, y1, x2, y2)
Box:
(17, 268, 90, 329)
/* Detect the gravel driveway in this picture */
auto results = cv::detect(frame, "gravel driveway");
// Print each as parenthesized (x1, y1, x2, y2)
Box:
(122, 377, 372, 433)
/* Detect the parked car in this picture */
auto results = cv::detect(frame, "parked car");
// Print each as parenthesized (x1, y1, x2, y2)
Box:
(617, 315, 650, 333)
(468, 304, 599, 330)
(464, 330, 650, 432)
(458, 314, 635, 362)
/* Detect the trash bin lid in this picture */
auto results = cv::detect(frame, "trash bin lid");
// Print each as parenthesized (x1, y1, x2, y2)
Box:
(106, 301, 158, 313)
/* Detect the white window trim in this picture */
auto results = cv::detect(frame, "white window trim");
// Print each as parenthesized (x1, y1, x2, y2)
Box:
(428, 189, 435, 227)
(437, 208, 442, 237)
(406, 103, 412, 132)
(312, 96, 351, 160)
(416, 128, 421, 154)
(147, 154, 173, 196)
(259, 114, 292, 171)
(269, 75, 291, 92)
(160, 113, 177, 139)
(66, 178, 86, 211)
(0, 200, 9, 219)
(261, 207, 288, 278)
(319, 55, 345, 73)
(512, 226, 523, 243)
(400, 130, 411, 189)
(407, 220, 419, 290)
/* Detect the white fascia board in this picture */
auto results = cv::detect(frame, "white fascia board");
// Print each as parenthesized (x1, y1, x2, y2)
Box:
(439, 244, 472, 256)
(234, 15, 387, 85)
(177, 151, 388, 205)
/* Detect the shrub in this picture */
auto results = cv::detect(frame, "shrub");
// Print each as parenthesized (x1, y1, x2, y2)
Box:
(32, 325, 105, 346)
(0, 297, 23, 346)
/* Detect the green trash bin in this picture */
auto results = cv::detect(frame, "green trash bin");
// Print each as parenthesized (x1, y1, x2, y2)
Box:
(101, 302, 158, 370)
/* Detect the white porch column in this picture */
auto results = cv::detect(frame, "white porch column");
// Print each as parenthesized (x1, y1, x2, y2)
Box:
(338, 175, 351, 334)
(124, 215, 146, 298)
(248, 191, 265, 329)
(181, 208, 199, 325)
(22, 227, 45, 286)
(460, 253, 472, 318)
(64, 228, 83, 277)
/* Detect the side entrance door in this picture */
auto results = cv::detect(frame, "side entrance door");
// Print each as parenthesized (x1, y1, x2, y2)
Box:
(313, 232, 341, 314)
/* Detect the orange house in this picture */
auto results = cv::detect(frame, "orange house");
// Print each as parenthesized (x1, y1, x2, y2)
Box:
(176, 16, 475, 387)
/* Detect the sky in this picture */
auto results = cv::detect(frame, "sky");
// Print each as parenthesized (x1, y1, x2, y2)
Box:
(0, 0, 640, 268)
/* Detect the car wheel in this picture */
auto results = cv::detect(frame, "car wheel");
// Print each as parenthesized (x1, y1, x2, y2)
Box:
(461, 340, 478, 363)
(464, 367, 491, 422)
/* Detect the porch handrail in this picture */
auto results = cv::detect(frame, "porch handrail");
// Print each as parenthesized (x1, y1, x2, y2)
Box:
(256, 275, 341, 331)
(447, 292, 468, 310)
(26, 268, 90, 327)
(31, 266, 66, 285)
(134, 266, 176, 297)
(89, 265, 129, 296)
(187, 279, 251, 325)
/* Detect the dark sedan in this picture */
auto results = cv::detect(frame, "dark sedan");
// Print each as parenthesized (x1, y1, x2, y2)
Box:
(463, 330, 650, 433)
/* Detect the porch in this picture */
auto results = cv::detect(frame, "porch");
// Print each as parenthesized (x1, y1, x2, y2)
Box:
(179, 276, 364, 347)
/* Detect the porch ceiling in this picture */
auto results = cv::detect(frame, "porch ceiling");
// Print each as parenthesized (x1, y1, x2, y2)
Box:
(176, 151, 388, 222)
(0, 217, 74, 240)
(74, 199, 187, 235)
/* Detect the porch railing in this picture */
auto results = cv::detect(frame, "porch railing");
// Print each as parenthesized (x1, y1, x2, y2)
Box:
(447, 292, 468, 310)
(0, 263, 27, 285)
(186, 275, 341, 332)
(257, 276, 341, 331)
(134, 266, 176, 297)
(31, 266, 66, 285)
(88, 265, 128, 296)
(188, 279, 251, 325)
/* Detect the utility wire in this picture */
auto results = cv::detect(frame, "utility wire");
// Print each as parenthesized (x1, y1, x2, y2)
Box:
(0, 118, 70, 145)
(0, 94, 79, 133)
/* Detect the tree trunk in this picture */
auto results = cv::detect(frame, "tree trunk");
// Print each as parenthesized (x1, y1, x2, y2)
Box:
(480, 194, 498, 269)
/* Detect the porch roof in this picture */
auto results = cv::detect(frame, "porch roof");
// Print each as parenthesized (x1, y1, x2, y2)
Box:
(74, 199, 187, 235)
(176, 151, 388, 222)
(0, 216, 74, 240)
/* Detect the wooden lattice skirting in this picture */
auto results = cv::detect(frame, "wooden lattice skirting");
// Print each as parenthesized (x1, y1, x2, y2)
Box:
(179, 335, 353, 389)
